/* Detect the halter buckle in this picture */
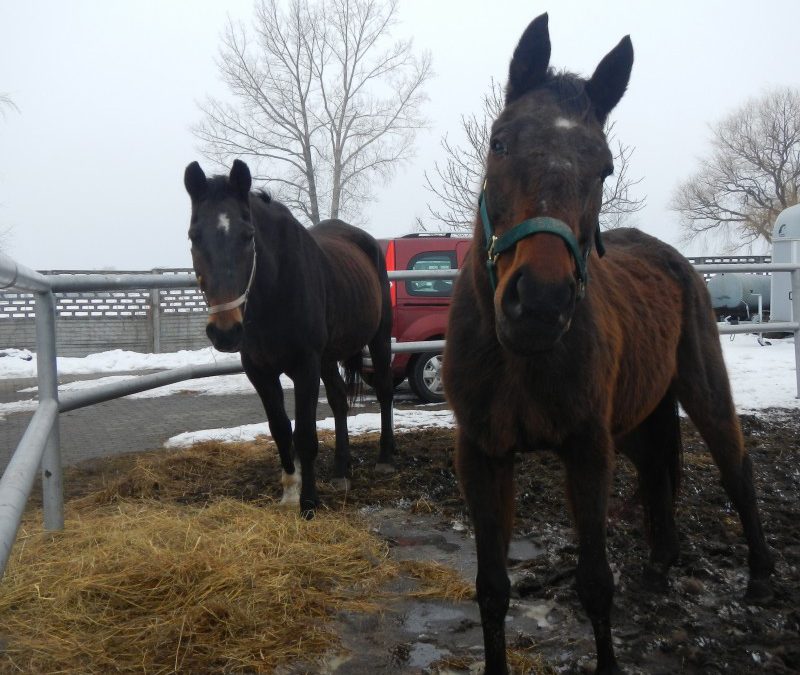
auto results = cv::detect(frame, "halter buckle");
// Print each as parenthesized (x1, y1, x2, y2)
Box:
(487, 235, 499, 265)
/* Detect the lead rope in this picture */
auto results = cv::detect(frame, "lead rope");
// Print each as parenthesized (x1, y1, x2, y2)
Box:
(205, 246, 257, 316)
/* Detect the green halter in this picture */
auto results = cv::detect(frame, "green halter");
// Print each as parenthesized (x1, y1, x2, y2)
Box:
(479, 188, 603, 297)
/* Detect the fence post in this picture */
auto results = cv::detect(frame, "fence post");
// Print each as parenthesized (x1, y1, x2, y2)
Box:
(150, 287, 161, 354)
(35, 290, 64, 530)
(792, 269, 800, 399)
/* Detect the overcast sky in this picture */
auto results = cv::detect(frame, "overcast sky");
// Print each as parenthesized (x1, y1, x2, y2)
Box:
(1, 0, 799, 270)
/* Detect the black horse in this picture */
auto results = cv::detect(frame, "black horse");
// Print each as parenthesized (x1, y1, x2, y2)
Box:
(443, 14, 773, 675)
(184, 159, 396, 514)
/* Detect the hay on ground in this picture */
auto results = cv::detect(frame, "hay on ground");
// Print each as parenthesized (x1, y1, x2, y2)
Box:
(0, 496, 463, 674)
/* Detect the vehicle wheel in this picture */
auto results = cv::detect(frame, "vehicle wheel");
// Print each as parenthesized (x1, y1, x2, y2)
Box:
(409, 351, 445, 404)
(360, 372, 405, 390)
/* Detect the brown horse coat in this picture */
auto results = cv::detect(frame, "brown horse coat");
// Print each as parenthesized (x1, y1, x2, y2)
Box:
(443, 14, 773, 675)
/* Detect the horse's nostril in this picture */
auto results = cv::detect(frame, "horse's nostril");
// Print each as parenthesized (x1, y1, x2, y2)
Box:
(504, 276, 524, 319)
(501, 269, 574, 325)
(502, 269, 537, 320)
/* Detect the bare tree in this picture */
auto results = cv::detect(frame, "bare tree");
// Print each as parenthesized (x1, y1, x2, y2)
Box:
(671, 86, 800, 251)
(420, 79, 645, 232)
(0, 93, 17, 117)
(194, 0, 431, 225)
(0, 93, 18, 251)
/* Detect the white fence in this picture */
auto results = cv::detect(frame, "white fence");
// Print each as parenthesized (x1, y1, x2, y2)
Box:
(0, 253, 798, 582)
(0, 269, 208, 356)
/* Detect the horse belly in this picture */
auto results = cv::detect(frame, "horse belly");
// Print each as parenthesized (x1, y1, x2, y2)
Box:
(326, 262, 383, 359)
(610, 314, 682, 434)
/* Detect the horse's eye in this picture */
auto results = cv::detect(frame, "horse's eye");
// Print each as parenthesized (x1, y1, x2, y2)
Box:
(490, 138, 507, 156)
(189, 230, 201, 245)
(600, 164, 614, 181)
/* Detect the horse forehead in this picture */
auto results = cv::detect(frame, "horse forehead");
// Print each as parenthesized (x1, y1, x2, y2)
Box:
(196, 199, 236, 230)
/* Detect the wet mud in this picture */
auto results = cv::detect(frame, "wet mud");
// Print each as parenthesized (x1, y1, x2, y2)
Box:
(311, 411, 800, 674)
(56, 410, 800, 673)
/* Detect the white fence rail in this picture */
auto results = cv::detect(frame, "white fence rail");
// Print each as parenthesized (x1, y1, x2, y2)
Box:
(0, 252, 798, 580)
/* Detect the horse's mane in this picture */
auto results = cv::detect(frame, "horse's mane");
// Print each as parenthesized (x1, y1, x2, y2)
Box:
(204, 175, 273, 205)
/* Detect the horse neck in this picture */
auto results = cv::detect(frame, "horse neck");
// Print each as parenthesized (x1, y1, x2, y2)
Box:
(468, 216, 497, 319)
(249, 195, 325, 303)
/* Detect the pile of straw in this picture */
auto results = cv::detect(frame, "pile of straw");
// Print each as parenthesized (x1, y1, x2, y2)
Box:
(0, 496, 469, 673)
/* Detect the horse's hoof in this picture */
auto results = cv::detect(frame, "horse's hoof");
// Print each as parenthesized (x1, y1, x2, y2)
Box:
(745, 577, 773, 604)
(331, 477, 351, 492)
(300, 499, 319, 520)
(374, 462, 395, 474)
(642, 563, 670, 594)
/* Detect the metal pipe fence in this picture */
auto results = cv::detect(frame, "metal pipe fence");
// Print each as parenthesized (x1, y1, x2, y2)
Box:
(0, 251, 798, 580)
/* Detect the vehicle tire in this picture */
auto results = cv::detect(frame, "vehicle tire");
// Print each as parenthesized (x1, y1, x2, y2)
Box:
(409, 351, 446, 404)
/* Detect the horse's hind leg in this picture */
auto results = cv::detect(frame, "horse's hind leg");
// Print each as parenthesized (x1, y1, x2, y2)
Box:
(618, 391, 681, 592)
(320, 361, 351, 490)
(456, 431, 514, 675)
(367, 316, 395, 471)
(675, 326, 774, 600)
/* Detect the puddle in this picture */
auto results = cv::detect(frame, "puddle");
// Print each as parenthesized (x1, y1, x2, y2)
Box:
(391, 533, 460, 553)
(402, 602, 466, 634)
(407, 642, 451, 669)
(508, 537, 542, 562)
(522, 600, 558, 628)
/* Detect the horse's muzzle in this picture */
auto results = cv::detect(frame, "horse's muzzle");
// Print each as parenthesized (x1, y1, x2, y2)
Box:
(497, 269, 575, 353)
(206, 321, 243, 353)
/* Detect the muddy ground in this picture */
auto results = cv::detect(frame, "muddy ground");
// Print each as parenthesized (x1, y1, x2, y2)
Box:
(51, 410, 800, 674)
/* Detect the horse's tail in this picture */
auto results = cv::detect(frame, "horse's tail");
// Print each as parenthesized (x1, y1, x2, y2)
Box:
(662, 390, 683, 500)
(342, 352, 364, 405)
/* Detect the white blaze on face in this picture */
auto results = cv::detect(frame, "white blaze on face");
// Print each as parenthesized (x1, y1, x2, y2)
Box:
(554, 117, 577, 130)
(217, 213, 231, 234)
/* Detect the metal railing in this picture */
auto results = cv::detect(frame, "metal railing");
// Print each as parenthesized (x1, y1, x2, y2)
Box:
(0, 253, 798, 581)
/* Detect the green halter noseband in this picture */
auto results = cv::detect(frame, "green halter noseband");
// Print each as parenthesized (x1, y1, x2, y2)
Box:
(479, 187, 604, 298)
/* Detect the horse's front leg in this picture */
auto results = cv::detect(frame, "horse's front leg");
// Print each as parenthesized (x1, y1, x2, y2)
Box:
(241, 356, 297, 503)
(562, 430, 620, 675)
(456, 430, 515, 675)
(291, 357, 322, 517)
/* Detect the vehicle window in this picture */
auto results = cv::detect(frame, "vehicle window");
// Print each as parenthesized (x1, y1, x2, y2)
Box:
(406, 252, 456, 297)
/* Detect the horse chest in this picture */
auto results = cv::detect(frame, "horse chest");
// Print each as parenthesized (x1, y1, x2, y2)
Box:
(483, 378, 577, 454)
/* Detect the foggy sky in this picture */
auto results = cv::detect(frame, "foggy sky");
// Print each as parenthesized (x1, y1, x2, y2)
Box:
(1, 0, 799, 270)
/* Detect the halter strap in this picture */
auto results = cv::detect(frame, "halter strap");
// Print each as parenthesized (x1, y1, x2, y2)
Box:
(206, 246, 257, 316)
(480, 188, 599, 298)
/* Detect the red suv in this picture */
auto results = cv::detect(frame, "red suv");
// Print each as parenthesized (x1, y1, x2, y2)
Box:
(363, 233, 471, 403)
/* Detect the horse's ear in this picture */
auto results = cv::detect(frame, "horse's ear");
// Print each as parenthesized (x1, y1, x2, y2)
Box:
(585, 36, 633, 123)
(506, 13, 551, 104)
(229, 159, 252, 199)
(184, 161, 207, 201)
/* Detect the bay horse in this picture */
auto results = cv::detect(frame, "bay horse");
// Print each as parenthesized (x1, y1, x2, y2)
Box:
(184, 159, 395, 515)
(443, 14, 774, 675)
